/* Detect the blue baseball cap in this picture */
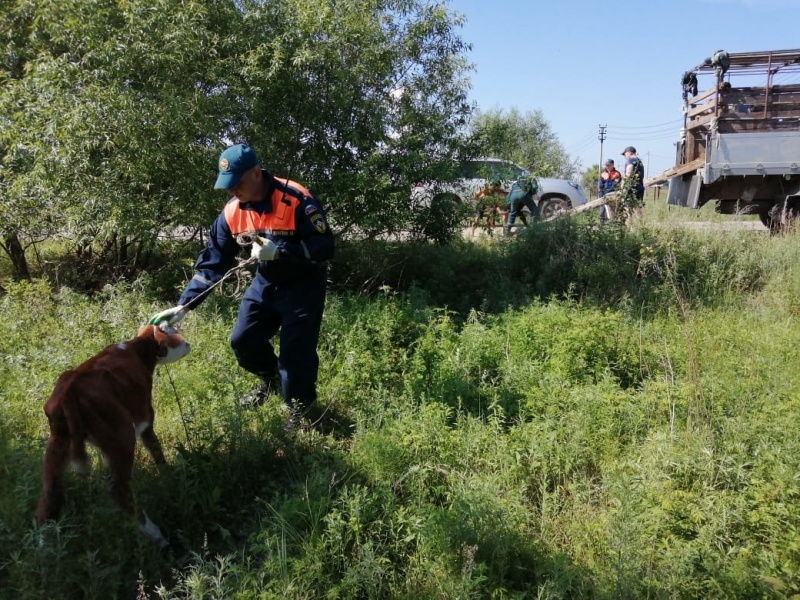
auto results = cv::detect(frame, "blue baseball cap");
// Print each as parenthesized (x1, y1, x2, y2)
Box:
(214, 144, 259, 190)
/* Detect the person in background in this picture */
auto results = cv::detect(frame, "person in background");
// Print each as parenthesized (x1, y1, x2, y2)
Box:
(621, 146, 645, 224)
(597, 158, 622, 223)
(150, 144, 335, 431)
(503, 175, 539, 235)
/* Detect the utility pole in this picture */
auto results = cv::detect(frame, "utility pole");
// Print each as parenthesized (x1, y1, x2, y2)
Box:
(598, 124, 607, 198)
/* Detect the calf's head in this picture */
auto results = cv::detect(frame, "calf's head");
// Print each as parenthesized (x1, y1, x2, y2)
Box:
(136, 324, 191, 365)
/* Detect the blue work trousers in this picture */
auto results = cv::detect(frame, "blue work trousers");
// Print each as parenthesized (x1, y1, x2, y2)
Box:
(230, 269, 327, 409)
(505, 190, 539, 229)
(598, 196, 612, 223)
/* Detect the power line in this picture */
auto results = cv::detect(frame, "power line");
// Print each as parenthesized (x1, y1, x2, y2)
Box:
(605, 118, 684, 130)
(564, 132, 597, 152)
(608, 127, 682, 137)
(571, 131, 597, 144)
(570, 137, 597, 152)
(606, 131, 681, 141)
(567, 137, 599, 157)
(605, 122, 683, 134)
(771, 73, 800, 86)
(607, 129, 680, 138)
(606, 130, 681, 142)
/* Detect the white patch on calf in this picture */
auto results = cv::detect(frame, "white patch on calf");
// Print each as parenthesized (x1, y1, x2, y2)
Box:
(134, 421, 151, 437)
(140, 513, 168, 548)
(71, 458, 91, 475)
(157, 340, 191, 365)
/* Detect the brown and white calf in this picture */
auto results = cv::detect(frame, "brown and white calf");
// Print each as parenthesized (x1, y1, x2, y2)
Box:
(469, 184, 530, 234)
(37, 324, 190, 548)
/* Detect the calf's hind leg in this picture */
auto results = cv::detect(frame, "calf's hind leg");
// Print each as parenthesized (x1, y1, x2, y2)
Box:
(37, 432, 71, 524)
(95, 416, 169, 548)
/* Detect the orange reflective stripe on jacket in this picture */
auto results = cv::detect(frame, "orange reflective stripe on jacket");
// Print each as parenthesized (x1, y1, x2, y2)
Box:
(277, 178, 311, 197)
(223, 179, 307, 236)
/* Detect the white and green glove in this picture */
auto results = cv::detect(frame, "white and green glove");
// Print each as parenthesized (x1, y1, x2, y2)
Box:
(148, 305, 186, 325)
(251, 239, 279, 261)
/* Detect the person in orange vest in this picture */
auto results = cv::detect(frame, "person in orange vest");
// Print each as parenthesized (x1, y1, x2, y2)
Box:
(150, 144, 334, 430)
(597, 158, 622, 223)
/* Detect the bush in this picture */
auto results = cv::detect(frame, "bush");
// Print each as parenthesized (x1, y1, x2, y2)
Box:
(4, 224, 800, 598)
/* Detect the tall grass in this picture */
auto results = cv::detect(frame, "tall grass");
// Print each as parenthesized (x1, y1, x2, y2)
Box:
(1, 219, 799, 598)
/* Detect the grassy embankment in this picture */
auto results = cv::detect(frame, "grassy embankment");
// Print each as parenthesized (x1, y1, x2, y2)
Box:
(1, 200, 798, 599)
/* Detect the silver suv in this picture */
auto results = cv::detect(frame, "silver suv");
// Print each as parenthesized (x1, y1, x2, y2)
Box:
(412, 157, 589, 218)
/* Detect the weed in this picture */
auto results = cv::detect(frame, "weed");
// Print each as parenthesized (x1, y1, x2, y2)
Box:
(4, 224, 800, 598)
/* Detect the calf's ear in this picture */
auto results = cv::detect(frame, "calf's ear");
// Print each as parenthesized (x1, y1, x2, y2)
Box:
(151, 325, 168, 345)
(138, 324, 168, 351)
(137, 324, 165, 342)
(152, 327, 171, 358)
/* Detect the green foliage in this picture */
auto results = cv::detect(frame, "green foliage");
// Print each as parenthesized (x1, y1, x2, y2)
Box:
(475, 189, 508, 212)
(580, 163, 601, 196)
(408, 194, 474, 245)
(4, 226, 800, 598)
(470, 108, 577, 179)
(0, 0, 475, 275)
(331, 217, 770, 317)
(1, 0, 231, 238)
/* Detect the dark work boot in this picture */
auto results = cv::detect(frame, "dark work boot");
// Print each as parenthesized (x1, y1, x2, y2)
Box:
(239, 374, 280, 408)
(282, 399, 320, 435)
(284, 405, 302, 435)
(282, 401, 308, 435)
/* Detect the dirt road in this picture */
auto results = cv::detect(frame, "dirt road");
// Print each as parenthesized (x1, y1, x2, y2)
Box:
(666, 221, 766, 232)
(462, 219, 767, 240)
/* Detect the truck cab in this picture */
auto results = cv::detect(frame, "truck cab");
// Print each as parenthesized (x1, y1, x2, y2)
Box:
(658, 49, 800, 230)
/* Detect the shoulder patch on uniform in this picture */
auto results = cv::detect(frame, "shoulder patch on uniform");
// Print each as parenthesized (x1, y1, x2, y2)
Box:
(310, 214, 327, 234)
(305, 204, 318, 215)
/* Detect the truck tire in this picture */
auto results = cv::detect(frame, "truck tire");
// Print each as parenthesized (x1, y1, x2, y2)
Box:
(758, 212, 775, 230)
(760, 201, 800, 232)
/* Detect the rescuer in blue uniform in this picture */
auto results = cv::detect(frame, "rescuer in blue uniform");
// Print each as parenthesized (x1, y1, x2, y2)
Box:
(504, 176, 539, 235)
(621, 146, 646, 224)
(151, 144, 335, 426)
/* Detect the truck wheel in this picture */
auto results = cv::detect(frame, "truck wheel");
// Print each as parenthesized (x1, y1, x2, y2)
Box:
(760, 203, 800, 233)
(539, 197, 570, 219)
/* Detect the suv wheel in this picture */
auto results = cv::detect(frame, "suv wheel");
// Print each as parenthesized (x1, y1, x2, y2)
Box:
(539, 197, 570, 219)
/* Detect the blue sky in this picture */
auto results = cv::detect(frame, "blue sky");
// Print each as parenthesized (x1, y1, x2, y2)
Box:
(447, 0, 800, 179)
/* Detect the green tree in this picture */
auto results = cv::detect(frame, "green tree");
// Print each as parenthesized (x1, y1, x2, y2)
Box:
(0, 0, 37, 278)
(581, 164, 601, 198)
(1, 0, 238, 278)
(0, 0, 474, 277)
(233, 0, 475, 241)
(469, 107, 576, 179)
